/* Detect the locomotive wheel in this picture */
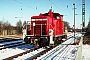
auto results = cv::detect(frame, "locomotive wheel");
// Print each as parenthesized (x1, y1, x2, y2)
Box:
(24, 38, 29, 44)
(58, 37, 62, 40)
(40, 38, 48, 47)
(54, 37, 58, 45)
(64, 35, 67, 39)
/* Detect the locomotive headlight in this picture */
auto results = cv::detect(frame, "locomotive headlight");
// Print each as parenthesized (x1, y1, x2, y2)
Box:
(33, 22, 35, 26)
(57, 16, 60, 19)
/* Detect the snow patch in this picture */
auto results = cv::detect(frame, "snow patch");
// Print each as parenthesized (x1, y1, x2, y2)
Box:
(82, 45, 90, 60)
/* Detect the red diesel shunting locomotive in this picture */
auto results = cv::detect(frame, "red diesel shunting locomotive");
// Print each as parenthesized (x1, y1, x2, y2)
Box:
(23, 9, 67, 48)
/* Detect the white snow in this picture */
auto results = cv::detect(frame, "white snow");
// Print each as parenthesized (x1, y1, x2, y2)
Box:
(36, 38, 78, 60)
(14, 48, 46, 60)
(0, 44, 34, 60)
(0, 48, 25, 59)
(82, 44, 90, 60)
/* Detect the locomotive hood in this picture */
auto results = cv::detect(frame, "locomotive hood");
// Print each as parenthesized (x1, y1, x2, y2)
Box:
(31, 10, 63, 21)
(31, 13, 47, 19)
(31, 16, 47, 19)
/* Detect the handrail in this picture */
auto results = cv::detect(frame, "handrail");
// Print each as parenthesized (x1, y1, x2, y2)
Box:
(75, 36, 83, 60)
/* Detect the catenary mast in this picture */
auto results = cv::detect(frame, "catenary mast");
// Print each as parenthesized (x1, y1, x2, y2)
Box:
(82, 0, 85, 31)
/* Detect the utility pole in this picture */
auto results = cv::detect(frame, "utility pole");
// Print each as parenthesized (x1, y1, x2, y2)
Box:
(73, 3, 76, 44)
(82, 0, 85, 31)
(89, 12, 90, 21)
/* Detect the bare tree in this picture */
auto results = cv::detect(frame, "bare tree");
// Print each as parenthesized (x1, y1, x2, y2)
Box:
(3, 21, 12, 35)
(16, 20, 22, 34)
(0, 21, 3, 35)
(64, 21, 70, 29)
(23, 21, 26, 29)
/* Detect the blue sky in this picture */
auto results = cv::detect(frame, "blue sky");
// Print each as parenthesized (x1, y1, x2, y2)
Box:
(0, 0, 90, 29)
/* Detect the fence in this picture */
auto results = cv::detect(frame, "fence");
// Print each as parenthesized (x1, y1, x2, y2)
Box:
(75, 36, 83, 60)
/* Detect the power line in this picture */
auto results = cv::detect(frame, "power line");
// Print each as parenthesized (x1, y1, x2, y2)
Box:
(49, 0, 64, 14)
(14, 0, 41, 12)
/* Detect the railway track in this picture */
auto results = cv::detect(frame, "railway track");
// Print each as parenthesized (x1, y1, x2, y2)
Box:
(0, 41, 22, 47)
(36, 38, 75, 60)
(0, 33, 80, 60)
(0, 42, 25, 50)
(4, 45, 55, 60)
(0, 38, 35, 60)
(4, 37, 75, 60)
(4, 48, 35, 60)
(0, 38, 22, 43)
(0, 38, 25, 50)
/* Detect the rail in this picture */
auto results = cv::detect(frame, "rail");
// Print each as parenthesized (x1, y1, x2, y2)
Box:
(75, 36, 83, 60)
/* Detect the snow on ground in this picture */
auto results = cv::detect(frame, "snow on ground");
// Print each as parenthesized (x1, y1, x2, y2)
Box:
(14, 47, 46, 60)
(0, 44, 34, 60)
(13, 37, 77, 60)
(52, 45, 78, 60)
(36, 45, 78, 60)
(0, 48, 25, 59)
(82, 44, 90, 60)
(36, 37, 78, 60)
(0, 32, 85, 60)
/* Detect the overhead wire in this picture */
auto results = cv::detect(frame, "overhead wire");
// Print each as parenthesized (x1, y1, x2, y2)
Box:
(48, 0, 75, 27)
(0, 0, 35, 23)
(14, 0, 41, 12)
(1, 0, 67, 15)
(0, 1, 26, 14)
(0, 0, 41, 17)
(49, 0, 65, 14)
